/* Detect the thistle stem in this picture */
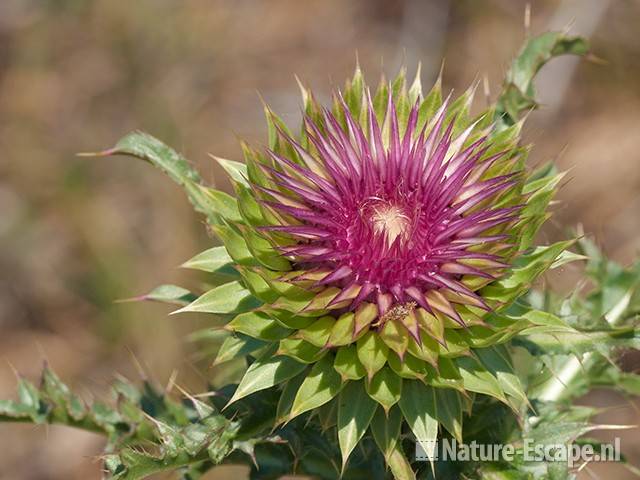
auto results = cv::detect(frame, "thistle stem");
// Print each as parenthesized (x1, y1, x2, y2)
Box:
(536, 291, 632, 402)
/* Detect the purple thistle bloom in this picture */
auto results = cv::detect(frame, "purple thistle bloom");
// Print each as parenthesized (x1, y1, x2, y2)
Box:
(257, 88, 524, 328)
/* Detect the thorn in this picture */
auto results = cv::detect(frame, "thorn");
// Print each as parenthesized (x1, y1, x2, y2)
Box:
(113, 294, 146, 304)
(76, 148, 117, 158)
(524, 3, 531, 37)
(585, 53, 608, 66)
(436, 58, 446, 87)
(125, 346, 148, 382)
(294, 74, 309, 105)
(165, 369, 178, 395)
(482, 73, 491, 107)
(7, 360, 20, 380)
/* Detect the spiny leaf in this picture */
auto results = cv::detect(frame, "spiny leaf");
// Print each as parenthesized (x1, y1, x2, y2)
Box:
(211, 224, 255, 265)
(379, 320, 409, 359)
(475, 345, 529, 409)
(213, 156, 249, 187)
(181, 246, 233, 273)
(298, 316, 335, 347)
(227, 346, 306, 405)
(456, 356, 508, 404)
(212, 334, 268, 367)
(87, 132, 240, 224)
(365, 367, 402, 413)
(277, 338, 327, 364)
(333, 346, 367, 381)
(337, 380, 377, 469)
(386, 446, 416, 480)
(226, 311, 292, 341)
(434, 388, 463, 442)
(289, 354, 343, 420)
(121, 284, 197, 306)
(275, 371, 308, 426)
(357, 331, 389, 380)
(387, 352, 428, 380)
(326, 312, 355, 347)
(370, 406, 402, 461)
(495, 31, 589, 129)
(398, 380, 439, 462)
(89, 131, 201, 184)
(174, 281, 260, 315)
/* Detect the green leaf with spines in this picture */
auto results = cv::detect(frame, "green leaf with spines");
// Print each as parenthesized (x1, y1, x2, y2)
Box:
(131, 284, 197, 306)
(343, 64, 365, 120)
(333, 346, 367, 381)
(263, 308, 315, 330)
(379, 319, 409, 359)
(445, 82, 476, 136)
(174, 281, 260, 315)
(298, 316, 335, 347)
(277, 338, 327, 364)
(227, 346, 306, 405)
(386, 446, 416, 480)
(398, 380, 439, 462)
(212, 334, 268, 367)
(357, 331, 389, 379)
(424, 358, 466, 392)
(275, 370, 308, 426)
(337, 380, 377, 469)
(235, 182, 266, 225)
(481, 240, 575, 305)
(303, 286, 344, 312)
(354, 302, 377, 338)
(414, 309, 445, 346)
(434, 388, 463, 442)
(270, 294, 324, 317)
(226, 311, 292, 341)
(372, 78, 389, 124)
(235, 266, 279, 303)
(370, 405, 402, 462)
(456, 356, 508, 404)
(239, 226, 292, 271)
(387, 352, 428, 380)
(289, 354, 344, 420)
(496, 31, 589, 130)
(366, 367, 402, 413)
(315, 397, 339, 432)
(406, 333, 439, 368)
(475, 345, 529, 409)
(214, 156, 249, 187)
(441, 329, 471, 358)
(181, 246, 233, 274)
(326, 312, 356, 347)
(416, 74, 443, 133)
(211, 224, 255, 265)
(194, 185, 243, 223)
(252, 267, 314, 299)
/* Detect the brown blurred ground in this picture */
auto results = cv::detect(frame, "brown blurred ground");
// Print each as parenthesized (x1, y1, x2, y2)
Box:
(0, 0, 639, 478)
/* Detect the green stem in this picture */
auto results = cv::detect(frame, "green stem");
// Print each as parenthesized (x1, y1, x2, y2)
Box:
(536, 290, 632, 402)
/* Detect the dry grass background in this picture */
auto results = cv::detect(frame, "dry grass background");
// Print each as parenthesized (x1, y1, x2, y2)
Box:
(0, 0, 639, 478)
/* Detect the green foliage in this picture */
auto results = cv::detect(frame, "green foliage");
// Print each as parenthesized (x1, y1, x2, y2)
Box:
(495, 32, 590, 130)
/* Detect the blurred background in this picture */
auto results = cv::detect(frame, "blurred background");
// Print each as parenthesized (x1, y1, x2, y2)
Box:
(0, 0, 639, 478)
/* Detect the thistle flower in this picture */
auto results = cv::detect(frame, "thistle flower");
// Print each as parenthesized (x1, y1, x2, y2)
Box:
(174, 65, 570, 470)
(260, 85, 520, 332)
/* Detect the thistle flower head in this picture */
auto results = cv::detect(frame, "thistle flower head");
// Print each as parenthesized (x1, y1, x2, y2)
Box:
(180, 65, 567, 468)
(260, 88, 522, 331)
